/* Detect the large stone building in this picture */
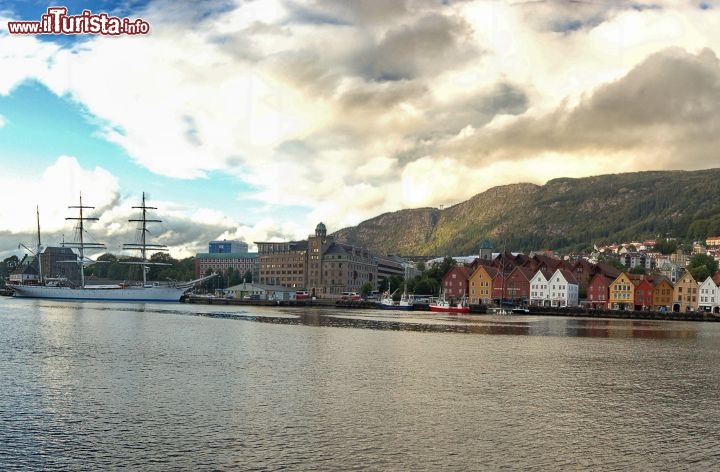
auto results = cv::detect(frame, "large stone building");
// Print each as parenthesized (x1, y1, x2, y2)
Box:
(255, 240, 308, 288)
(195, 240, 259, 281)
(195, 252, 258, 280)
(256, 223, 378, 297)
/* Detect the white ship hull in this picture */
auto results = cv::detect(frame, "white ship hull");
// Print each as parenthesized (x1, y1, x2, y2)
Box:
(11, 284, 190, 302)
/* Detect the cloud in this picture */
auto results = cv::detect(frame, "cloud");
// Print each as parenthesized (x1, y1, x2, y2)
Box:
(4, 0, 720, 250)
(0, 156, 240, 260)
(444, 47, 720, 171)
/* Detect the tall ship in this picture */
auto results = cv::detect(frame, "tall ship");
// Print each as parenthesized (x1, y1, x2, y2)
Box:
(11, 193, 215, 302)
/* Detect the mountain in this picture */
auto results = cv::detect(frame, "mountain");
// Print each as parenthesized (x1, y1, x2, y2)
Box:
(333, 169, 720, 256)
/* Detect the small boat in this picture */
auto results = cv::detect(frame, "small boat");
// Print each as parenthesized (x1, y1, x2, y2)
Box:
(376, 284, 414, 311)
(429, 294, 469, 313)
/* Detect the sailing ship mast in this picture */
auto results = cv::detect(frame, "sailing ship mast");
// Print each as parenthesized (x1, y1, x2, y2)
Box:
(35, 206, 43, 284)
(122, 192, 170, 287)
(64, 194, 106, 288)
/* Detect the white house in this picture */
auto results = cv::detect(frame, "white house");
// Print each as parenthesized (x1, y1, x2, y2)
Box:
(529, 270, 551, 307)
(547, 268, 579, 308)
(698, 277, 718, 312)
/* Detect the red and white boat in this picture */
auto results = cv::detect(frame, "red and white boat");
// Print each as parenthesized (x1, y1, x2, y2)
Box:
(429, 295, 469, 313)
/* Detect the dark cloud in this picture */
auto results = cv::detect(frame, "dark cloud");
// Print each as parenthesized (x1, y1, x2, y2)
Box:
(446, 47, 720, 169)
(337, 79, 429, 110)
(283, 0, 417, 26)
(362, 12, 478, 81)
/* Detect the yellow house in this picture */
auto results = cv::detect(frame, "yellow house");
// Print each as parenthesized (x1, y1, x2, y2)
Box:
(468, 264, 498, 305)
(673, 272, 699, 312)
(609, 272, 634, 310)
(652, 277, 674, 311)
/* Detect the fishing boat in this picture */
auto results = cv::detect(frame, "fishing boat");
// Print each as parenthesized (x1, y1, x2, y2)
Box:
(11, 193, 215, 302)
(376, 283, 414, 311)
(429, 294, 470, 313)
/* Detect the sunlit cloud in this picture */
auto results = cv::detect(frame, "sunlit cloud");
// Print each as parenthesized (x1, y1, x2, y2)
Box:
(2, 0, 720, 258)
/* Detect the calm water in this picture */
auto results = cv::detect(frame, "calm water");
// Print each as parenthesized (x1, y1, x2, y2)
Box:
(1, 298, 719, 471)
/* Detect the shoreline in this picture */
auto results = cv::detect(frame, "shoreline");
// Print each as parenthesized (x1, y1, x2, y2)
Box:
(182, 296, 720, 322)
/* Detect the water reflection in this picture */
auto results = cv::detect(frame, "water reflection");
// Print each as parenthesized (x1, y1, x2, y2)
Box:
(1, 298, 720, 471)
(3, 299, 709, 341)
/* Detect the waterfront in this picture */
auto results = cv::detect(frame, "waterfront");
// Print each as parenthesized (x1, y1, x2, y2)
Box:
(1, 298, 720, 471)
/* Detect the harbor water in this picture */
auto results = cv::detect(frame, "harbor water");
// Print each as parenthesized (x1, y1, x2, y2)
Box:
(1, 298, 719, 471)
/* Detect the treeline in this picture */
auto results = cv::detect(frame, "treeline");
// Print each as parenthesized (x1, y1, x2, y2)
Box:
(368, 256, 457, 298)
(84, 253, 196, 282)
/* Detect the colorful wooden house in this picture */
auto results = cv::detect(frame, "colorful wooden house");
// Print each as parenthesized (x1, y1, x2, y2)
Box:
(468, 265, 498, 305)
(441, 265, 473, 299)
(502, 266, 535, 305)
(586, 273, 615, 309)
(651, 277, 673, 311)
(698, 277, 718, 312)
(632, 276, 655, 310)
(609, 272, 634, 310)
(546, 268, 579, 307)
(529, 270, 552, 306)
(673, 272, 699, 312)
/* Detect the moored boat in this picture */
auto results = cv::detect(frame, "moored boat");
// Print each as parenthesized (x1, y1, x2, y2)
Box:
(429, 295, 469, 313)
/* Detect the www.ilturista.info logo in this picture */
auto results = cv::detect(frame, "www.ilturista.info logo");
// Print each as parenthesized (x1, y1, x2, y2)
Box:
(7, 7, 150, 35)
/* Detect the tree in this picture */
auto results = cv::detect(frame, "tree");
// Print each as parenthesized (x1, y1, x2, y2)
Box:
(690, 265, 711, 283)
(1, 255, 20, 283)
(360, 281, 373, 298)
(653, 239, 678, 255)
(227, 267, 243, 287)
(413, 277, 440, 296)
(688, 253, 718, 282)
(629, 266, 646, 275)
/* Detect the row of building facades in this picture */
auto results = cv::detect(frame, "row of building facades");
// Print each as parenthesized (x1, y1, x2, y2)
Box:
(439, 239, 718, 313)
(195, 223, 417, 297)
(196, 229, 720, 311)
(15, 221, 718, 312)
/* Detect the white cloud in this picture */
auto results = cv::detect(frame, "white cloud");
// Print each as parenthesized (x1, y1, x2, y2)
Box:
(3, 0, 720, 250)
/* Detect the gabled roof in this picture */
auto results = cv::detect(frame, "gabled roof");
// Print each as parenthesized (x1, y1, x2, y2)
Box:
(552, 268, 579, 285)
(446, 265, 473, 280)
(589, 272, 617, 285)
(508, 266, 535, 281)
(11, 264, 38, 276)
(649, 275, 673, 287)
(594, 262, 621, 278)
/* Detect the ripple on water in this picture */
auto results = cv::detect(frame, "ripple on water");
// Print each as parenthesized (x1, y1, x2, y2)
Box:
(1, 299, 719, 470)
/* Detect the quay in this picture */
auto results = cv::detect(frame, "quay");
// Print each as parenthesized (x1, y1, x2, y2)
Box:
(182, 296, 719, 321)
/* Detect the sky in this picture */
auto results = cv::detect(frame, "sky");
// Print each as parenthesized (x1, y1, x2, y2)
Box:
(1, 0, 720, 260)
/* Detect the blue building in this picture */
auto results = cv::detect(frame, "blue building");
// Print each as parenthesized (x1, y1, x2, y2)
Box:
(209, 240, 248, 254)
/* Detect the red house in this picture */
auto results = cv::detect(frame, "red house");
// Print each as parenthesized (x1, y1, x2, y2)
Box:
(441, 265, 472, 298)
(586, 273, 615, 309)
(633, 277, 655, 310)
(500, 266, 535, 304)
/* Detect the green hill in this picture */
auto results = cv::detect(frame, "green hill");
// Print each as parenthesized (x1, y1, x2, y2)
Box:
(333, 169, 720, 255)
